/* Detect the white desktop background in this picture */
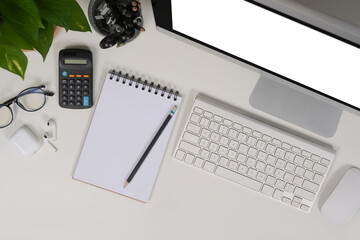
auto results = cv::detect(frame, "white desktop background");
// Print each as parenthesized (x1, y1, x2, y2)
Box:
(172, 0, 360, 108)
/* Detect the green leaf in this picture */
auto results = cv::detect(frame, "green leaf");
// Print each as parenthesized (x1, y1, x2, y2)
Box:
(34, 0, 72, 31)
(32, 20, 54, 61)
(0, 0, 44, 28)
(69, 0, 91, 32)
(0, 21, 34, 50)
(0, 44, 28, 79)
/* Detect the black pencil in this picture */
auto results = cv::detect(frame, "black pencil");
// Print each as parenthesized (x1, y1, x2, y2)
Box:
(124, 106, 178, 188)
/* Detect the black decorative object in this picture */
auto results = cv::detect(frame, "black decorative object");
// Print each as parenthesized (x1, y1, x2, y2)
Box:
(88, 0, 145, 49)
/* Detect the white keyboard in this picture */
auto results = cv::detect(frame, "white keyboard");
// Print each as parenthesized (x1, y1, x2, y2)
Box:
(174, 95, 335, 212)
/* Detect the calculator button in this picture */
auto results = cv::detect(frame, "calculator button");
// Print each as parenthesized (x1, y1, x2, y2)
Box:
(62, 101, 68, 106)
(76, 74, 82, 78)
(69, 96, 75, 101)
(69, 84, 75, 89)
(76, 90, 82, 95)
(69, 101, 75, 106)
(83, 96, 89, 107)
(61, 79, 68, 84)
(83, 79, 89, 84)
(83, 91, 89, 96)
(69, 74, 75, 77)
(62, 84, 68, 89)
(62, 90, 68, 95)
(83, 75, 89, 78)
(69, 79, 75, 84)
(83, 85, 89, 90)
(69, 90, 75, 95)
(62, 71, 68, 77)
(76, 85, 82, 89)
(76, 101, 82, 106)
(76, 96, 82, 101)
(62, 95, 68, 100)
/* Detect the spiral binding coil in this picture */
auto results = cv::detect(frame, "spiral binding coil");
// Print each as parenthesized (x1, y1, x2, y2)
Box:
(109, 70, 179, 101)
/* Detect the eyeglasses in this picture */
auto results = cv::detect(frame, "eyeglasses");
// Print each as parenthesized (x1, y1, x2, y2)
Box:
(0, 85, 54, 128)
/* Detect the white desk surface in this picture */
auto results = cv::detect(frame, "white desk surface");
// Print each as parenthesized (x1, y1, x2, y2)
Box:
(0, 1, 360, 239)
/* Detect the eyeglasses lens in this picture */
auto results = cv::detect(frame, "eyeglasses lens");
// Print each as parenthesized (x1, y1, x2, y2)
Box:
(0, 106, 12, 127)
(17, 88, 46, 111)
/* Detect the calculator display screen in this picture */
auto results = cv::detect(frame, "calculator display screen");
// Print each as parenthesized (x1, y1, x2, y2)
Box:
(64, 59, 87, 65)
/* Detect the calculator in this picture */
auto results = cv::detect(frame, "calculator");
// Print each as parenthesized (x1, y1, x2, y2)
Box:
(59, 49, 93, 109)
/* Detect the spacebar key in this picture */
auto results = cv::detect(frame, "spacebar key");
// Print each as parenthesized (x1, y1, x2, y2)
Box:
(215, 166, 262, 191)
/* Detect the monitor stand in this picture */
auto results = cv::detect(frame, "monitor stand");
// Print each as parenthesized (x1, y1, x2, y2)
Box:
(249, 73, 342, 138)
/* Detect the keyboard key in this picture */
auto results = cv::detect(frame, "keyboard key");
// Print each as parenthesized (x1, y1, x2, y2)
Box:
(209, 121, 220, 131)
(179, 141, 200, 155)
(190, 114, 201, 123)
(262, 134, 272, 142)
(213, 115, 223, 122)
(185, 154, 195, 164)
(209, 142, 219, 152)
(275, 179, 285, 189)
(300, 204, 310, 211)
(183, 132, 200, 144)
(237, 133, 248, 142)
(302, 180, 319, 192)
(186, 123, 201, 134)
(294, 187, 315, 201)
(265, 165, 275, 175)
(261, 185, 274, 196)
(194, 158, 204, 168)
(223, 119, 233, 126)
(243, 127, 252, 134)
(321, 158, 330, 166)
(273, 189, 283, 200)
(246, 157, 256, 167)
(218, 146, 228, 155)
(228, 129, 238, 139)
(194, 107, 203, 114)
(256, 171, 266, 182)
(284, 151, 295, 161)
(209, 153, 220, 163)
(203, 161, 216, 173)
(284, 183, 295, 193)
(215, 166, 262, 191)
(256, 140, 266, 150)
(266, 155, 276, 165)
(219, 136, 230, 146)
(304, 170, 314, 179)
(294, 155, 305, 165)
(200, 117, 210, 127)
(282, 197, 291, 204)
(303, 159, 314, 169)
(199, 138, 210, 148)
(175, 150, 186, 160)
(247, 136, 257, 146)
(253, 131, 262, 138)
(239, 144, 248, 153)
(204, 111, 213, 118)
(200, 149, 210, 159)
(229, 140, 239, 149)
(237, 164, 248, 174)
(272, 138, 281, 146)
(313, 163, 327, 174)
(219, 157, 229, 166)
(313, 173, 323, 184)
(265, 175, 276, 185)
(247, 168, 257, 178)
(294, 166, 305, 175)
(229, 161, 238, 170)
(219, 125, 229, 135)
(237, 153, 247, 163)
(233, 123, 242, 130)
(265, 144, 276, 154)
(227, 150, 237, 159)
(200, 129, 211, 138)
(210, 132, 220, 142)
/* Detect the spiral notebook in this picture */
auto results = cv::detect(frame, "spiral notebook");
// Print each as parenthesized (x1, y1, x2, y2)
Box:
(73, 70, 182, 202)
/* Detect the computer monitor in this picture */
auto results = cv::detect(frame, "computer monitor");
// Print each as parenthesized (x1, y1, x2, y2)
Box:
(151, 0, 360, 138)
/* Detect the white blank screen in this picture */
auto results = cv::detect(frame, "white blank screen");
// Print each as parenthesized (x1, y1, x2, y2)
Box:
(172, 0, 360, 109)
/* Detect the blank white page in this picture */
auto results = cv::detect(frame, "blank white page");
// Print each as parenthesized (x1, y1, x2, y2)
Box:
(73, 72, 182, 202)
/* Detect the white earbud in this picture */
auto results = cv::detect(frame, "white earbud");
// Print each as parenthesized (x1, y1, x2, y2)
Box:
(47, 119, 57, 141)
(43, 132, 57, 152)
